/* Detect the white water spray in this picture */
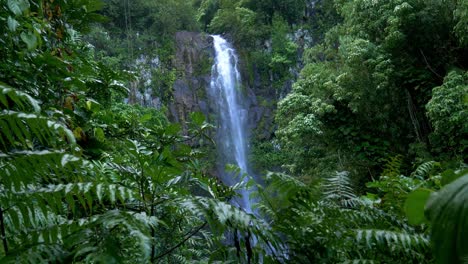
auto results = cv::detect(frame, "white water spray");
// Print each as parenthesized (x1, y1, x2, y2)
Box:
(209, 35, 252, 213)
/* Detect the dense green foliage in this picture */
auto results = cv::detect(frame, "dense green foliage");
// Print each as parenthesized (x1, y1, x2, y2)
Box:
(255, 171, 432, 263)
(276, 0, 467, 179)
(0, 1, 276, 262)
(1, 0, 467, 263)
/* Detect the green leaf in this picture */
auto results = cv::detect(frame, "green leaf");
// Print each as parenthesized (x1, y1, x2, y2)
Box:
(20, 31, 38, 50)
(425, 174, 468, 264)
(85, 99, 101, 111)
(94, 127, 105, 142)
(7, 0, 30, 15)
(82, 0, 105, 12)
(165, 123, 181, 136)
(7, 16, 19, 32)
(139, 113, 152, 123)
(190, 111, 206, 126)
(404, 188, 432, 225)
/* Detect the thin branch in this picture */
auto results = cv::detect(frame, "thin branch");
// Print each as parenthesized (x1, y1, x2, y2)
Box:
(419, 49, 443, 79)
(154, 222, 207, 261)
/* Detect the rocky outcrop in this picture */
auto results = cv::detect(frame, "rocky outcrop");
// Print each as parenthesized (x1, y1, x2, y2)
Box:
(168, 31, 213, 132)
(169, 31, 277, 141)
(128, 31, 278, 141)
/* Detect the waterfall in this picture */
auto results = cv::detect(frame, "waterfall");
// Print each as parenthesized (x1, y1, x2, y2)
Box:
(209, 35, 253, 213)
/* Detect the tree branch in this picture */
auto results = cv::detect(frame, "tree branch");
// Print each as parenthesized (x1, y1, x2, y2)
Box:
(154, 222, 207, 261)
(419, 49, 443, 79)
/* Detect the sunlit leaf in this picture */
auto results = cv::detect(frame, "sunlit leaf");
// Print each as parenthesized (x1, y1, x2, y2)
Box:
(7, 0, 29, 15)
(190, 111, 206, 126)
(7, 16, 19, 32)
(20, 31, 38, 50)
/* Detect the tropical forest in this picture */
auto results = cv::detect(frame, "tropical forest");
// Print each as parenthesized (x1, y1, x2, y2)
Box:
(0, 0, 467, 263)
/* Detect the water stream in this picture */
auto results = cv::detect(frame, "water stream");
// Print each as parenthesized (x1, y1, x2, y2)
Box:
(209, 35, 253, 213)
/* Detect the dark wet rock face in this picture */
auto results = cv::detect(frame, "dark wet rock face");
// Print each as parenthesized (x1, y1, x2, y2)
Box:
(169, 32, 214, 131)
(169, 31, 276, 140)
(128, 31, 278, 140)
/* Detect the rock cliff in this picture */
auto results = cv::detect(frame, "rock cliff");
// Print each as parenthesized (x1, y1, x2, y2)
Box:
(168, 32, 213, 130)
(169, 32, 276, 140)
(127, 31, 279, 143)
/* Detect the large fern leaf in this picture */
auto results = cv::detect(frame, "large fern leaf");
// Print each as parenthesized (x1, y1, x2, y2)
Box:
(323, 171, 361, 208)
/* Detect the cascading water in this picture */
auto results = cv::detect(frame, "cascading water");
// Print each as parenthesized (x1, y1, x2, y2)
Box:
(208, 35, 253, 213)
(209, 36, 285, 263)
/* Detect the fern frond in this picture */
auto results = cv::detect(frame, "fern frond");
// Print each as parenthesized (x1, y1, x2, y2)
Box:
(0, 111, 75, 150)
(1, 152, 86, 188)
(340, 206, 412, 231)
(256, 171, 312, 214)
(178, 196, 282, 254)
(0, 84, 40, 112)
(1, 244, 65, 264)
(0, 85, 74, 153)
(381, 155, 403, 177)
(179, 197, 256, 230)
(356, 229, 429, 252)
(411, 161, 439, 179)
(0, 181, 135, 254)
(8, 182, 133, 208)
(71, 210, 154, 263)
(323, 171, 357, 206)
(264, 171, 306, 194)
(4, 212, 89, 248)
(174, 254, 191, 264)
